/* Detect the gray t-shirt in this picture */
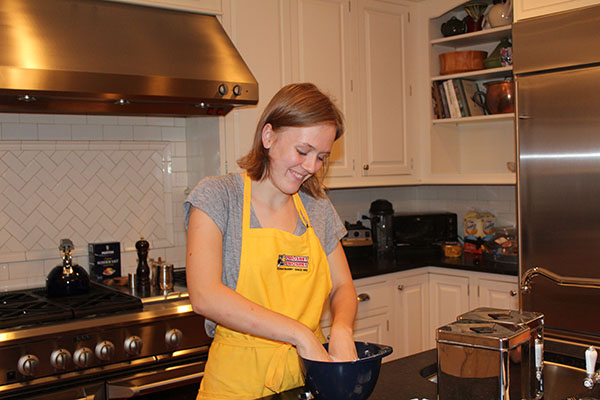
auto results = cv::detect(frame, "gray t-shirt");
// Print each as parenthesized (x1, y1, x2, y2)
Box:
(184, 173, 347, 336)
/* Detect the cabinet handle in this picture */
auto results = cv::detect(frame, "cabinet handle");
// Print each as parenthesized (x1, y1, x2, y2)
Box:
(357, 293, 370, 302)
(510, 290, 518, 296)
(362, 164, 369, 170)
(397, 285, 404, 291)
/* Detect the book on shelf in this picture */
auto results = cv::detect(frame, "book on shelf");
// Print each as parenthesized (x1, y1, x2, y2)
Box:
(452, 79, 468, 117)
(442, 80, 461, 118)
(437, 82, 450, 119)
(431, 84, 443, 119)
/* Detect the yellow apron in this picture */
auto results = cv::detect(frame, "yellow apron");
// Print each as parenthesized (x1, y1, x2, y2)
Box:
(197, 173, 333, 400)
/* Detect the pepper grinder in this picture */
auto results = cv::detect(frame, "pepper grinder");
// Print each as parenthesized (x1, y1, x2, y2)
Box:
(135, 238, 150, 288)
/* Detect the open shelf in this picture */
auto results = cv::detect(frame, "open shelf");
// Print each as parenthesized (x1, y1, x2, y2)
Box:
(431, 25, 512, 47)
(432, 66, 513, 82)
(432, 113, 515, 125)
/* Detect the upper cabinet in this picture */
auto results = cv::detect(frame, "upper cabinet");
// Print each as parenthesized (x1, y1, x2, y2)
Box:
(514, 0, 600, 22)
(222, 0, 418, 187)
(423, 0, 516, 184)
(219, 0, 291, 175)
(287, 0, 419, 188)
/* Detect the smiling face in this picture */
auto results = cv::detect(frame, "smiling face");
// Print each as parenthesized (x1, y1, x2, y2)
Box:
(262, 123, 336, 195)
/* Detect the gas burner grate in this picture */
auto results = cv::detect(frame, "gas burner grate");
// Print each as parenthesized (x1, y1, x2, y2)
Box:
(0, 291, 73, 329)
(0, 282, 143, 330)
(31, 283, 143, 319)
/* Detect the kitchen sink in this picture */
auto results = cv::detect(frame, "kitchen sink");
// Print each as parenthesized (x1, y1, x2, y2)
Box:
(420, 354, 600, 400)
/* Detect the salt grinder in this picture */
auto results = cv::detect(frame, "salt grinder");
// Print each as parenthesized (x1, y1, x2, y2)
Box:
(135, 238, 151, 288)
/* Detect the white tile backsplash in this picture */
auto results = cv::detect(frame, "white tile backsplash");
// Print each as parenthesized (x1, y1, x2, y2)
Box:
(329, 184, 517, 238)
(0, 114, 191, 290)
(2, 123, 37, 139)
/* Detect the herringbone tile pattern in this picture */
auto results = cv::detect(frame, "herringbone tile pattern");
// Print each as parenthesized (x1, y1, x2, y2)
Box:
(0, 141, 173, 260)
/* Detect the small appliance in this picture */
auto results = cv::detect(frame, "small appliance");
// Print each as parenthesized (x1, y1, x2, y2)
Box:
(393, 212, 458, 247)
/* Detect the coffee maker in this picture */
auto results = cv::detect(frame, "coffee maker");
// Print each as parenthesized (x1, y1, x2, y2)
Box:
(369, 199, 394, 254)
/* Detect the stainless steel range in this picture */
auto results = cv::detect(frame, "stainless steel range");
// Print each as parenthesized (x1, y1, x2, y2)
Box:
(0, 274, 210, 400)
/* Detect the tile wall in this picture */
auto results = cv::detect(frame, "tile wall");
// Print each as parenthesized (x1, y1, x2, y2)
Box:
(328, 184, 516, 236)
(0, 113, 190, 291)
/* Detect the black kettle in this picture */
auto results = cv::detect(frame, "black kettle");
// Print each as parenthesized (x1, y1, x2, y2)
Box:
(46, 239, 90, 297)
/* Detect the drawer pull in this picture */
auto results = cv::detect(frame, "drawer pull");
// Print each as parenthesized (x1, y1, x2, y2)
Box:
(357, 293, 370, 302)
(397, 285, 404, 291)
(510, 290, 518, 296)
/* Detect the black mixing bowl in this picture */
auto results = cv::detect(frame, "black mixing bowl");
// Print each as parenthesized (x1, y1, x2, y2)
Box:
(299, 341, 393, 400)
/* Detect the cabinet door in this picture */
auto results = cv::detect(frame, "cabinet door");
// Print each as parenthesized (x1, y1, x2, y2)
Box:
(394, 273, 430, 358)
(356, 0, 413, 177)
(353, 314, 392, 347)
(478, 277, 519, 310)
(514, 0, 600, 22)
(428, 273, 470, 344)
(222, 0, 289, 173)
(289, 0, 356, 178)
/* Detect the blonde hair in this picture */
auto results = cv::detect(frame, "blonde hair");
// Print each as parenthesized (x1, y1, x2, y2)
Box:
(237, 83, 344, 198)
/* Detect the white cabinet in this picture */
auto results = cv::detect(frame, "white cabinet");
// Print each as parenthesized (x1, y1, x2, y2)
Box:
(428, 272, 470, 345)
(393, 273, 430, 358)
(472, 272, 519, 310)
(290, 0, 418, 188)
(320, 267, 518, 362)
(220, 0, 290, 174)
(288, 0, 356, 180)
(320, 274, 393, 352)
(424, 1, 516, 184)
(514, 0, 600, 22)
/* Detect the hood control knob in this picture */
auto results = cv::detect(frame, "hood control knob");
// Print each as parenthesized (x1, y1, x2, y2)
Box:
(17, 354, 39, 377)
(165, 328, 183, 348)
(124, 336, 143, 356)
(50, 348, 72, 370)
(218, 84, 228, 96)
(95, 340, 115, 361)
(232, 85, 242, 96)
(73, 347, 93, 368)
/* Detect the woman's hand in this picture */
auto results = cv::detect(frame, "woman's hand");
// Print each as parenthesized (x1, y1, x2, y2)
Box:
(327, 324, 358, 362)
(294, 327, 332, 362)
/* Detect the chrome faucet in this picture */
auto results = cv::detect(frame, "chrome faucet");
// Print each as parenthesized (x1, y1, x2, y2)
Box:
(521, 266, 600, 292)
(584, 346, 600, 389)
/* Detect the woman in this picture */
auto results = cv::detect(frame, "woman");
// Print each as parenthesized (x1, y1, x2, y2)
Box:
(184, 83, 358, 399)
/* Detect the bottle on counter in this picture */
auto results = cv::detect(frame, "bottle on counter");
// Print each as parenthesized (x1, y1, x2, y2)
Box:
(135, 238, 151, 289)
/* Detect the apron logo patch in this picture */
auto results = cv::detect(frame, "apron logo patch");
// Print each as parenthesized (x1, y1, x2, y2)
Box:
(277, 255, 309, 271)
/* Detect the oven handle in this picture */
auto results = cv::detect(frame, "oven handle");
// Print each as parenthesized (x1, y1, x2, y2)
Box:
(107, 360, 205, 399)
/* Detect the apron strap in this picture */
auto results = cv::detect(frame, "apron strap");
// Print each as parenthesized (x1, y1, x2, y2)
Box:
(243, 172, 313, 230)
(264, 343, 293, 392)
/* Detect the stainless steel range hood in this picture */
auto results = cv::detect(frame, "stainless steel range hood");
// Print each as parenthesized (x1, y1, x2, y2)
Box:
(0, 0, 258, 116)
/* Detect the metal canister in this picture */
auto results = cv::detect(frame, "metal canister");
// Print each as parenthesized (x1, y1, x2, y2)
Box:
(158, 264, 174, 291)
(457, 307, 544, 400)
(437, 319, 531, 400)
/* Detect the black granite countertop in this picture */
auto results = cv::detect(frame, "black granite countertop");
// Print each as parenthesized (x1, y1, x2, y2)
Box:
(259, 349, 438, 400)
(345, 246, 518, 280)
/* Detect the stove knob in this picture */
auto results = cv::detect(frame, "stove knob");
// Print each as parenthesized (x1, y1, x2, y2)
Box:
(124, 335, 143, 356)
(95, 340, 115, 361)
(73, 347, 93, 368)
(17, 354, 39, 377)
(165, 328, 183, 348)
(50, 348, 72, 370)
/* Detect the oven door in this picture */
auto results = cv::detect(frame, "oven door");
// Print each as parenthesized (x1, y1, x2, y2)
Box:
(106, 359, 205, 400)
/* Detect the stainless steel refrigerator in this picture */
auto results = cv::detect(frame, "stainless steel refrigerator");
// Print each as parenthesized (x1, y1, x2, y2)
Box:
(514, 4, 600, 346)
